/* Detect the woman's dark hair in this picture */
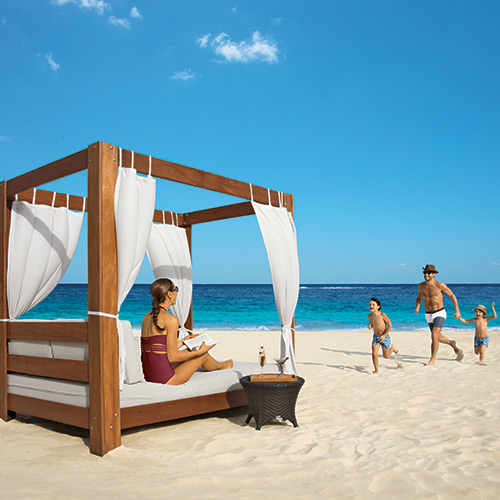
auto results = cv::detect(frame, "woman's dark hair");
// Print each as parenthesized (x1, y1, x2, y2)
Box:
(370, 297, 382, 309)
(150, 278, 175, 331)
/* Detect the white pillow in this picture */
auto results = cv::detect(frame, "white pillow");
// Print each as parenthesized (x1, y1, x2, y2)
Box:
(8, 340, 53, 358)
(121, 320, 145, 384)
(51, 342, 88, 361)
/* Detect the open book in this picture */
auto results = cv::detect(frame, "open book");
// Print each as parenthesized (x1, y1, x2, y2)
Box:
(182, 333, 221, 351)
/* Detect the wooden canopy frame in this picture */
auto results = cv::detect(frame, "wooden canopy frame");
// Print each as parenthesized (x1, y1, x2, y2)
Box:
(0, 141, 294, 456)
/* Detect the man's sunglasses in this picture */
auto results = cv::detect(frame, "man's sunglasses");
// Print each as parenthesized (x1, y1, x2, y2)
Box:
(170, 286, 179, 292)
(423, 272, 435, 276)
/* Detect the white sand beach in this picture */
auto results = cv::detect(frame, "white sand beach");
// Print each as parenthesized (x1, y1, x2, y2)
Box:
(1, 329, 500, 499)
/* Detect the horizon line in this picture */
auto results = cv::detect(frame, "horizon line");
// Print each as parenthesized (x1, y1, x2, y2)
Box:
(57, 282, 500, 286)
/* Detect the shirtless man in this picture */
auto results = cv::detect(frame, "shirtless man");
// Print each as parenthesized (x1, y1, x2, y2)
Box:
(415, 264, 464, 365)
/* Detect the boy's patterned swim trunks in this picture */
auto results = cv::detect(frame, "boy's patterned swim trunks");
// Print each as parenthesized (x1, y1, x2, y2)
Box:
(474, 336, 489, 348)
(372, 333, 391, 349)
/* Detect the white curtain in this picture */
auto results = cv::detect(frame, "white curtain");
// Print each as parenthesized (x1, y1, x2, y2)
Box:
(147, 223, 193, 339)
(7, 200, 84, 319)
(114, 166, 156, 386)
(252, 201, 300, 375)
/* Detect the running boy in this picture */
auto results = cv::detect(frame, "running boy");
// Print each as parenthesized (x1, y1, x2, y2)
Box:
(368, 298, 403, 373)
(458, 302, 496, 365)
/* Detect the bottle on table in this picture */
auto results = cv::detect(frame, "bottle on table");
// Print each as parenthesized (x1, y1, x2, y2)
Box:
(258, 346, 266, 374)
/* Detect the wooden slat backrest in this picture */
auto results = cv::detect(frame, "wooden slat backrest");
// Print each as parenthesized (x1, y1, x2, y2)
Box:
(7, 355, 88, 382)
(7, 321, 89, 382)
(7, 321, 88, 342)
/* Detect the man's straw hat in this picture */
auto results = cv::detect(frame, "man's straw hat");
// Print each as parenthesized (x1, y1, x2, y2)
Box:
(422, 264, 439, 274)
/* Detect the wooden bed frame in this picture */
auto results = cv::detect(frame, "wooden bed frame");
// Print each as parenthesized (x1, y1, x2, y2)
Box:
(0, 142, 294, 456)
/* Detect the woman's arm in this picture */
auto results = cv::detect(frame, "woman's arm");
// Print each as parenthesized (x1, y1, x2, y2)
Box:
(177, 333, 199, 349)
(164, 315, 212, 362)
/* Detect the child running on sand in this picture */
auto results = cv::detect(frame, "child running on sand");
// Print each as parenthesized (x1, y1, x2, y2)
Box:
(458, 302, 496, 365)
(367, 298, 403, 373)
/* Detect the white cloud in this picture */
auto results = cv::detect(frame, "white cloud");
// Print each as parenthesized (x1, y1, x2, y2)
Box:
(1, 17, 7, 27)
(381, 263, 407, 271)
(197, 34, 210, 49)
(109, 15, 130, 29)
(45, 52, 60, 71)
(271, 17, 283, 26)
(0, 135, 11, 143)
(130, 6, 142, 19)
(51, 0, 110, 15)
(170, 69, 196, 81)
(198, 31, 279, 64)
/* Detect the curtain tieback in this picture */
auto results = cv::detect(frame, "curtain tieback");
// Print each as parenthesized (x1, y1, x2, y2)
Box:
(179, 326, 207, 336)
(88, 311, 119, 319)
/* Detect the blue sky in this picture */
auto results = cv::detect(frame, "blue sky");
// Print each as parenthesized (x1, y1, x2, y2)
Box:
(1, 1, 499, 284)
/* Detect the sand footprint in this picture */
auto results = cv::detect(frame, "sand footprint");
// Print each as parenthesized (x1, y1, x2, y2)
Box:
(355, 442, 375, 456)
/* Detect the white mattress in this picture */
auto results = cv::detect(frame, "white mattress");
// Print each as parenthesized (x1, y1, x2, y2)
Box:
(7, 361, 275, 409)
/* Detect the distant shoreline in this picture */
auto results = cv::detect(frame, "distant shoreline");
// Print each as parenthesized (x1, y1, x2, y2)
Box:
(58, 282, 500, 286)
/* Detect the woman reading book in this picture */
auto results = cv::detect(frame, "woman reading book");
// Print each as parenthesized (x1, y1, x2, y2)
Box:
(141, 278, 233, 385)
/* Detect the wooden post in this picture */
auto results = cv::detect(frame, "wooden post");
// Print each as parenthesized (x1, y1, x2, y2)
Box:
(87, 142, 121, 456)
(185, 225, 193, 331)
(0, 181, 11, 421)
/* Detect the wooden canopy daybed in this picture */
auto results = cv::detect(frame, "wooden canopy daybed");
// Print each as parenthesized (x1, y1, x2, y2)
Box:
(0, 141, 294, 456)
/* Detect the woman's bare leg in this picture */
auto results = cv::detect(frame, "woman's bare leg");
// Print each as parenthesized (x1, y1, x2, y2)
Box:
(201, 353, 233, 371)
(168, 353, 233, 386)
(168, 353, 209, 385)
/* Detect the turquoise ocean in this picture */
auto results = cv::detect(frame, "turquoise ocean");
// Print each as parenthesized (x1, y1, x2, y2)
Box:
(19, 284, 500, 332)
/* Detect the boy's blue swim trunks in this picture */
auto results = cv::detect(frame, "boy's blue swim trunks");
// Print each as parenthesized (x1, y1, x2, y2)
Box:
(372, 333, 391, 349)
(474, 336, 489, 348)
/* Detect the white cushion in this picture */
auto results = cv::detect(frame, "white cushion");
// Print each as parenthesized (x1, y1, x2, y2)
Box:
(122, 320, 145, 384)
(51, 342, 88, 361)
(8, 374, 88, 407)
(7, 362, 278, 409)
(8, 340, 53, 358)
(120, 361, 279, 407)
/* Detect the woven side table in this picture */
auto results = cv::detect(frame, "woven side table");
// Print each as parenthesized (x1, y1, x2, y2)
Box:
(240, 375, 305, 430)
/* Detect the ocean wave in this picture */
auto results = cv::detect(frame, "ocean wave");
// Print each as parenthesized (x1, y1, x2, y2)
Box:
(300, 286, 365, 290)
(236, 325, 272, 331)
